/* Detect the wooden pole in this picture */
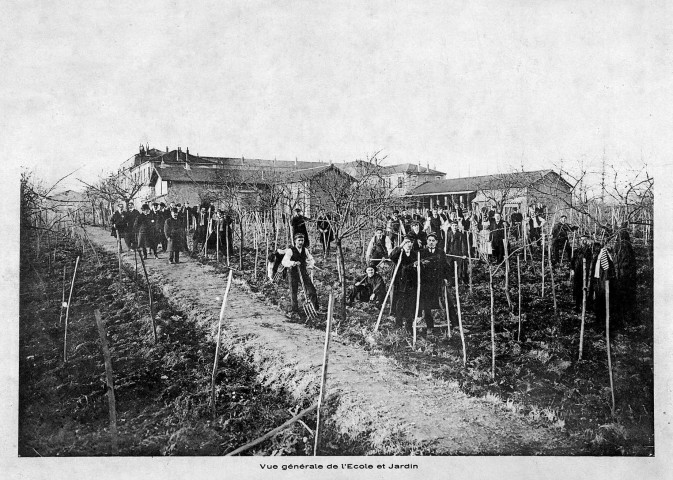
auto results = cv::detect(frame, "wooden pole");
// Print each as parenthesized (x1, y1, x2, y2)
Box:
(605, 280, 616, 416)
(94, 310, 119, 454)
(548, 236, 557, 315)
(313, 293, 334, 456)
(225, 400, 324, 456)
(210, 269, 234, 415)
(517, 255, 522, 342)
(137, 254, 158, 344)
(454, 263, 466, 366)
(413, 251, 421, 347)
(253, 214, 259, 279)
(443, 282, 451, 339)
(116, 233, 123, 289)
(216, 218, 220, 263)
(578, 258, 587, 360)
(467, 232, 473, 295)
(541, 233, 545, 297)
(503, 238, 512, 310)
(375, 253, 403, 331)
(63, 256, 80, 363)
(59, 265, 67, 325)
(488, 264, 495, 379)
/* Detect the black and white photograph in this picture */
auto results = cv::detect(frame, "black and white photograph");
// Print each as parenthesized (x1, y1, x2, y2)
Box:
(3, 1, 672, 478)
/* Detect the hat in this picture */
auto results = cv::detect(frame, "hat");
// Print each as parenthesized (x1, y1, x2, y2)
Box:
(160, 202, 166, 207)
(171, 207, 179, 213)
(411, 219, 420, 226)
(293, 232, 305, 239)
(295, 208, 302, 212)
(403, 234, 415, 243)
(375, 225, 384, 231)
(450, 220, 458, 225)
(366, 264, 378, 272)
(427, 232, 438, 240)
(392, 209, 399, 214)
(141, 203, 149, 211)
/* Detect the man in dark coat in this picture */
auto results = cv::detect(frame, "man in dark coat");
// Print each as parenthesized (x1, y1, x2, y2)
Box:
(419, 232, 451, 335)
(510, 207, 523, 241)
(347, 265, 385, 307)
(134, 204, 156, 259)
(489, 213, 507, 263)
(316, 209, 334, 255)
(291, 208, 311, 248)
(613, 225, 637, 325)
(386, 210, 405, 248)
(111, 202, 127, 251)
(122, 202, 139, 250)
(407, 220, 427, 252)
(282, 233, 318, 313)
(552, 215, 577, 263)
(448, 220, 469, 283)
(389, 236, 418, 333)
(570, 234, 593, 312)
(164, 208, 185, 264)
(153, 203, 168, 252)
(589, 241, 618, 334)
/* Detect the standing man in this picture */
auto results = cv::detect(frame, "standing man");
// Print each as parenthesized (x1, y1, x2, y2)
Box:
(316, 209, 334, 255)
(489, 212, 507, 263)
(134, 204, 156, 260)
(510, 207, 523, 241)
(407, 219, 427, 252)
(123, 202, 139, 251)
(291, 208, 310, 248)
(551, 215, 577, 263)
(449, 220, 469, 283)
(164, 207, 185, 264)
(589, 240, 616, 333)
(389, 236, 418, 333)
(528, 206, 546, 249)
(386, 209, 405, 248)
(111, 202, 127, 251)
(366, 226, 392, 266)
(419, 232, 451, 335)
(282, 233, 318, 314)
(571, 234, 593, 313)
(613, 225, 637, 325)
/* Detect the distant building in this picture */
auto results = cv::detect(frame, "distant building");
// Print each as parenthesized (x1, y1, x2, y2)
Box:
(120, 146, 444, 213)
(340, 160, 445, 196)
(406, 169, 573, 218)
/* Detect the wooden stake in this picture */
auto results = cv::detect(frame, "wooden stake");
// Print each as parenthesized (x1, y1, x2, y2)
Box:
(413, 251, 421, 348)
(94, 310, 119, 454)
(503, 238, 512, 310)
(605, 280, 616, 416)
(374, 252, 403, 331)
(210, 269, 234, 415)
(443, 282, 451, 338)
(226, 400, 325, 456)
(517, 255, 522, 342)
(548, 236, 557, 315)
(116, 233, 123, 290)
(314, 293, 334, 456)
(579, 258, 587, 360)
(59, 265, 67, 325)
(138, 254, 158, 344)
(63, 256, 80, 363)
(488, 264, 495, 379)
(253, 214, 259, 279)
(454, 262, 466, 366)
(541, 233, 546, 297)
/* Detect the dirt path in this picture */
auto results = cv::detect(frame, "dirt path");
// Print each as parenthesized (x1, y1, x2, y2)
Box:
(85, 226, 581, 454)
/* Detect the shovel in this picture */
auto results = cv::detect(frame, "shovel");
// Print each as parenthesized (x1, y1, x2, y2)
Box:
(298, 269, 319, 319)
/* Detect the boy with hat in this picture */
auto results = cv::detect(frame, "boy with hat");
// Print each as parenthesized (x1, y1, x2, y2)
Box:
(164, 207, 185, 264)
(366, 226, 392, 266)
(418, 232, 452, 335)
(291, 208, 310, 248)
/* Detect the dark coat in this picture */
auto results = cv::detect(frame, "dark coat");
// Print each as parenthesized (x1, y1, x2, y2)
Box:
(419, 246, 449, 310)
(389, 247, 417, 294)
(134, 213, 154, 248)
(291, 215, 310, 246)
(316, 215, 334, 243)
(164, 216, 185, 252)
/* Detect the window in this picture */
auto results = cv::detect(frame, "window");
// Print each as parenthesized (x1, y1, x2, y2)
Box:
(397, 177, 403, 188)
(436, 176, 441, 180)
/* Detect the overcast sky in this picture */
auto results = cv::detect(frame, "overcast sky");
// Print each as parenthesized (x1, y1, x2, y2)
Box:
(3, 0, 671, 191)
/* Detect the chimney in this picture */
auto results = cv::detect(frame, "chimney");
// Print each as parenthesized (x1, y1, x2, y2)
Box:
(241, 156, 245, 163)
(426, 161, 429, 171)
(295, 157, 298, 166)
(417, 161, 420, 172)
(166, 146, 169, 154)
(186, 147, 189, 156)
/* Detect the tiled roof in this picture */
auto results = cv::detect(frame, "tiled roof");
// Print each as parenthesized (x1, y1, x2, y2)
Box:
(407, 170, 568, 196)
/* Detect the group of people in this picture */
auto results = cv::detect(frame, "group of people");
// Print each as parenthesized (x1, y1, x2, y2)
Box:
(111, 201, 235, 265)
(268, 203, 637, 337)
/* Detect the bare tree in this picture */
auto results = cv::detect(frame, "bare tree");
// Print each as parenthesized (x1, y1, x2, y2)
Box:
(307, 153, 395, 320)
